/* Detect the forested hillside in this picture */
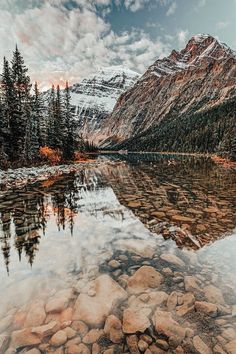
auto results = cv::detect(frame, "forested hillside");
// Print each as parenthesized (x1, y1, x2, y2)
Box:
(114, 98, 236, 160)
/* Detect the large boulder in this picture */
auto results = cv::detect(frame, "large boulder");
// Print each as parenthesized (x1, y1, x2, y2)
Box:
(127, 266, 163, 294)
(122, 307, 151, 334)
(203, 285, 225, 305)
(10, 328, 41, 349)
(152, 310, 187, 342)
(24, 300, 46, 327)
(73, 275, 127, 327)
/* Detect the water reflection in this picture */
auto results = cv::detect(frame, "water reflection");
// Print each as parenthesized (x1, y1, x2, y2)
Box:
(0, 155, 236, 353)
(0, 154, 236, 273)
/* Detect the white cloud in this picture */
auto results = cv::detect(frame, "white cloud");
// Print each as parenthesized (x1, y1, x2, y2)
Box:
(124, 0, 151, 12)
(177, 30, 189, 47)
(216, 21, 229, 30)
(0, 1, 171, 90)
(166, 1, 177, 16)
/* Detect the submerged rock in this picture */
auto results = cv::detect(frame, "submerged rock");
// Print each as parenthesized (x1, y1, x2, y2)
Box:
(193, 335, 212, 354)
(127, 266, 163, 294)
(104, 315, 124, 343)
(73, 274, 127, 327)
(10, 328, 41, 349)
(160, 254, 185, 268)
(122, 307, 151, 334)
(152, 310, 187, 342)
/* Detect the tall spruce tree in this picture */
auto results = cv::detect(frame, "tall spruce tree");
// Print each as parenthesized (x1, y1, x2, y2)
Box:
(33, 82, 47, 147)
(63, 81, 76, 160)
(48, 84, 56, 148)
(54, 85, 65, 149)
(11, 45, 32, 162)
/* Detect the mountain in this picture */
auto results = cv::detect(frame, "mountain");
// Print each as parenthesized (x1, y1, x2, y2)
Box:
(69, 67, 139, 144)
(98, 34, 236, 159)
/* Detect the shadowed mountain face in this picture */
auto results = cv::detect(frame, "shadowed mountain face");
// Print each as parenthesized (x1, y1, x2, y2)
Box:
(0, 154, 235, 273)
(97, 35, 236, 157)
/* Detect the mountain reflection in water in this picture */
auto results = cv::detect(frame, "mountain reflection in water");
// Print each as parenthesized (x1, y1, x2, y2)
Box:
(0, 154, 235, 274)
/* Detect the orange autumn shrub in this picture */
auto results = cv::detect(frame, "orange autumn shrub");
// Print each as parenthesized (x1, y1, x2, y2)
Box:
(39, 146, 62, 165)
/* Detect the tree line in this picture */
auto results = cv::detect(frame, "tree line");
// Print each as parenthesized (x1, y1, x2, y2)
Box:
(0, 46, 78, 169)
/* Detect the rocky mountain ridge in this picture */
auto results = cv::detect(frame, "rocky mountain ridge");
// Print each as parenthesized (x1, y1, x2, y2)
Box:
(69, 67, 139, 143)
(97, 34, 236, 157)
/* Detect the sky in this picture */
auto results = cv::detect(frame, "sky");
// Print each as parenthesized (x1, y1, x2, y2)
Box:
(0, 0, 235, 90)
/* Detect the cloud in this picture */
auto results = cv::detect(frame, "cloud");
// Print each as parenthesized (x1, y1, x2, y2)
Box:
(166, 1, 177, 16)
(124, 0, 151, 12)
(0, 1, 171, 90)
(216, 21, 229, 30)
(177, 30, 189, 47)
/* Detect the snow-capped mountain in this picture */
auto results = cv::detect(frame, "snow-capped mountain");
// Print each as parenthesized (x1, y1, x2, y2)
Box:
(69, 67, 139, 143)
(98, 34, 236, 154)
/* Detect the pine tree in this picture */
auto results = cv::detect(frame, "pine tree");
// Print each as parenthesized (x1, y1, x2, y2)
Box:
(48, 85, 56, 148)
(54, 85, 65, 149)
(62, 81, 76, 160)
(33, 82, 47, 147)
(10, 46, 32, 162)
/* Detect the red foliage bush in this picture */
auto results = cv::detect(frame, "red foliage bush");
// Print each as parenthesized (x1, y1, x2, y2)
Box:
(39, 146, 62, 165)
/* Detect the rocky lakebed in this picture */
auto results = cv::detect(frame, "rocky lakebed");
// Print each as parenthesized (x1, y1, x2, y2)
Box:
(0, 154, 235, 354)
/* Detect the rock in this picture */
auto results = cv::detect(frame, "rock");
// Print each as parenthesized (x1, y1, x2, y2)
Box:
(123, 307, 151, 334)
(73, 275, 127, 327)
(140, 334, 152, 345)
(71, 320, 89, 337)
(127, 266, 163, 294)
(152, 310, 187, 342)
(176, 292, 195, 316)
(225, 340, 236, 354)
(221, 328, 236, 341)
(156, 339, 169, 351)
(148, 344, 166, 353)
(104, 315, 123, 343)
(167, 291, 179, 310)
(213, 344, 226, 354)
(24, 300, 46, 327)
(66, 344, 81, 354)
(128, 201, 141, 208)
(160, 254, 185, 268)
(92, 342, 101, 354)
(25, 349, 41, 354)
(108, 260, 120, 269)
(151, 211, 165, 218)
(64, 327, 77, 339)
(50, 330, 68, 347)
(31, 320, 60, 338)
(193, 335, 212, 354)
(66, 337, 82, 347)
(172, 215, 194, 223)
(203, 285, 225, 305)
(46, 297, 69, 313)
(126, 334, 140, 354)
(0, 334, 10, 353)
(138, 339, 149, 351)
(82, 329, 104, 344)
(60, 307, 73, 323)
(114, 239, 156, 258)
(76, 343, 90, 354)
(10, 328, 41, 349)
(184, 276, 201, 292)
(195, 301, 218, 317)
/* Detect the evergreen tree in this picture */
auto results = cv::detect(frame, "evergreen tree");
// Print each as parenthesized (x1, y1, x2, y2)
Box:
(33, 82, 47, 147)
(1, 57, 15, 159)
(47, 85, 56, 148)
(62, 81, 76, 160)
(54, 84, 65, 149)
(10, 46, 32, 161)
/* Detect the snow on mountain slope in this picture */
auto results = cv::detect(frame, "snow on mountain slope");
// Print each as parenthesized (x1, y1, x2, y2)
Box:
(98, 34, 236, 147)
(70, 67, 139, 143)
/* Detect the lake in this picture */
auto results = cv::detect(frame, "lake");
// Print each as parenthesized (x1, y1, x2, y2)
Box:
(0, 154, 236, 353)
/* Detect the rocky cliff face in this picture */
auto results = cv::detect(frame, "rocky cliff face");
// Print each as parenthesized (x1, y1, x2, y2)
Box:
(69, 67, 139, 144)
(99, 34, 236, 153)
